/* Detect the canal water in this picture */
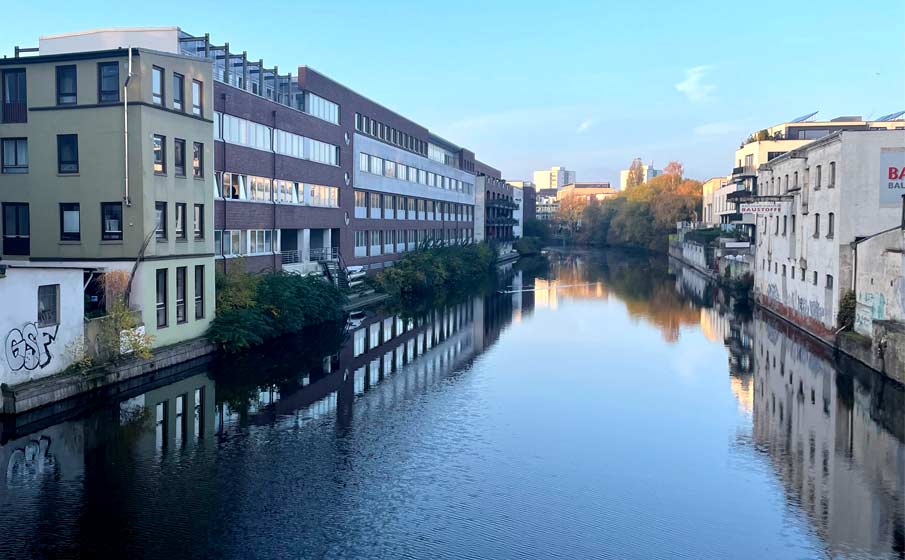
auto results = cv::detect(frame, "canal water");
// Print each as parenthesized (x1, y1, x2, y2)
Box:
(0, 250, 902, 559)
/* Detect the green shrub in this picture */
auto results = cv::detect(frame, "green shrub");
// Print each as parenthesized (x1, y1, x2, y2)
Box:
(837, 290, 856, 331)
(514, 237, 544, 256)
(374, 242, 496, 296)
(209, 271, 346, 351)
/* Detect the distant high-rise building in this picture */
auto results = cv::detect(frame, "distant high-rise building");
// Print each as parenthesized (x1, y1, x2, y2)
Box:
(533, 166, 575, 190)
(619, 158, 661, 190)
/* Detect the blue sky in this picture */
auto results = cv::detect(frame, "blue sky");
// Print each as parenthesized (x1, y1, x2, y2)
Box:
(3, 0, 903, 184)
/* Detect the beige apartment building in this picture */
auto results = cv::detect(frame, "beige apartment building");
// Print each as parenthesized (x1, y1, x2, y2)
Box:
(0, 34, 216, 384)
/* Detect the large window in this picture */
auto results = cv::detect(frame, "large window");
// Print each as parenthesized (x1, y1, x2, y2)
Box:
(193, 204, 204, 239)
(57, 134, 79, 174)
(153, 135, 166, 174)
(56, 65, 77, 105)
(193, 142, 203, 177)
(1, 138, 28, 174)
(302, 92, 339, 124)
(248, 175, 272, 202)
(308, 184, 338, 208)
(37, 285, 60, 327)
(2, 202, 29, 255)
(247, 229, 273, 254)
(59, 203, 80, 241)
(359, 152, 369, 172)
(175, 203, 186, 240)
(156, 269, 168, 328)
(152, 66, 164, 105)
(173, 73, 185, 111)
(194, 265, 205, 319)
(174, 138, 186, 177)
(155, 202, 167, 239)
(2, 69, 27, 123)
(98, 62, 119, 103)
(176, 267, 187, 324)
(192, 79, 203, 116)
(101, 202, 122, 240)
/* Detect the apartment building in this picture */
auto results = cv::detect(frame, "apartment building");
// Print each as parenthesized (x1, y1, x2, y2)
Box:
(720, 113, 904, 231)
(172, 31, 479, 274)
(700, 177, 726, 226)
(536, 188, 559, 222)
(752, 130, 905, 335)
(533, 166, 575, 190)
(507, 180, 536, 223)
(475, 162, 516, 257)
(0, 30, 216, 384)
(557, 182, 617, 203)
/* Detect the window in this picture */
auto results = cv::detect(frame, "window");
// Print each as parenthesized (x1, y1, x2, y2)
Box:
(370, 155, 382, 174)
(193, 142, 203, 177)
(176, 267, 187, 324)
(782, 216, 787, 236)
(173, 73, 185, 111)
(98, 62, 119, 103)
(2, 202, 29, 255)
(302, 91, 339, 124)
(827, 213, 834, 238)
(57, 134, 79, 173)
(174, 138, 186, 176)
(247, 229, 273, 254)
(813, 271, 818, 286)
(37, 284, 60, 327)
(194, 265, 205, 319)
(791, 215, 796, 234)
(175, 203, 186, 240)
(828, 162, 836, 188)
(155, 202, 167, 239)
(2, 69, 27, 123)
(156, 269, 168, 328)
(193, 204, 204, 239)
(192, 80, 203, 115)
(826, 275, 834, 289)
(152, 66, 164, 105)
(384, 159, 396, 178)
(59, 203, 80, 241)
(813, 214, 820, 238)
(101, 202, 122, 240)
(355, 191, 366, 209)
(793, 171, 798, 188)
(815, 165, 822, 189)
(1, 138, 28, 173)
(153, 135, 166, 174)
(359, 152, 369, 172)
(56, 65, 77, 105)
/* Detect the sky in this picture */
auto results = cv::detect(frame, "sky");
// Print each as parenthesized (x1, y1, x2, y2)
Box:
(3, 0, 904, 184)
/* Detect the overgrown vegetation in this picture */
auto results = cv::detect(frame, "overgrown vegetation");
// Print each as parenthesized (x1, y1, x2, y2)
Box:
(374, 243, 496, 296)
(837, 290, 857, 331)
(515, 218, 550, 255)
(210, 263, 346, 351)
(559, 173, 702, 252)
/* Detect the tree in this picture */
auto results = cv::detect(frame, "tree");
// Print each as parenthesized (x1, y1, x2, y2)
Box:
(627, 158, 644, 188)
(556, 193, 589, 233)
(663, 161, 684, 177)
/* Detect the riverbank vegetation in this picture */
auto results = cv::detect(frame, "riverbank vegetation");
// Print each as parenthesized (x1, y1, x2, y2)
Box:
(514, 219, 550, 256)
(558, 173, 702, 252)
(210, 262, 346, 351)
(374, 243, 496, 297)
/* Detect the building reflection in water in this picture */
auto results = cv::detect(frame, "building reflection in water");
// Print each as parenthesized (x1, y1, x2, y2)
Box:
(672, 257, 905, 559)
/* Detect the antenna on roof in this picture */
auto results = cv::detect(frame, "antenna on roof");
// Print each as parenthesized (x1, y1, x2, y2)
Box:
(876, 110, 905, 121)
(789, 111, 819, 123)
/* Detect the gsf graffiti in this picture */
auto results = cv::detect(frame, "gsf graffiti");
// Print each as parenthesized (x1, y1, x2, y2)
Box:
(4, 323, 57, 372)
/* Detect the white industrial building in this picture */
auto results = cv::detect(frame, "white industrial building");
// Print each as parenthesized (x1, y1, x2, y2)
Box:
(752, 130, 905, 335)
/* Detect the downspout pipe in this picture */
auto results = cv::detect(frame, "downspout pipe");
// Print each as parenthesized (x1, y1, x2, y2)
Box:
(123, 47, 133, 207)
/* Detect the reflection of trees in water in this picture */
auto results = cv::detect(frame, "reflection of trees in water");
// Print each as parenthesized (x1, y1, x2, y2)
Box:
(545, 249, 704, 343)
(209, 321, 346, 416)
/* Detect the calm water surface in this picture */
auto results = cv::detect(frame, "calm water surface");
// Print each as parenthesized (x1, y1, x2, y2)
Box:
(1, 250, 902, 559)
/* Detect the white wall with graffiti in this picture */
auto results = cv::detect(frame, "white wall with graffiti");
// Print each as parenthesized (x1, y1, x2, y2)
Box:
(0, 267, 84, 386)
(854, 228, 905, 336)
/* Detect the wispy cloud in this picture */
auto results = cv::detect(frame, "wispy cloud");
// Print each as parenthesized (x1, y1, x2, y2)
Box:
(576, 119, 594, 134)
(675, 65, 716, 103)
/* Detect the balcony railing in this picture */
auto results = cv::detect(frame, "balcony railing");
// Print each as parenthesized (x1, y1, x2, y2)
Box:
(2, 102, 27, 123)
(281, 247, 339, 264)
(488, 199, 519, 209)
(487, 217, 518, 226)
(731, 166, 756, 177)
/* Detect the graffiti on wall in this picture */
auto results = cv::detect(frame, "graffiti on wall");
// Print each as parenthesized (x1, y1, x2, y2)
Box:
(4, 323, 58, 372)
(859, 292, 887, 321)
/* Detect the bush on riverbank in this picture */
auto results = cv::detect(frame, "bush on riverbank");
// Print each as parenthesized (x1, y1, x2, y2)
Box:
(210, 265, 346, 351)
(837, 290, 857, 331)
(514, 236, 544, 256)
(374, 243, 496, 296)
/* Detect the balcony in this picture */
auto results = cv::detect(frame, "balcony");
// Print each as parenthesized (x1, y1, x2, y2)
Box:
(487, 199, 518, 210)
(2, 102, 27, 124)
(281, 246, 338, 264)
(726, 189, 753, 202)
(731, 166, 756, 178)
(487, 217, 518, 226)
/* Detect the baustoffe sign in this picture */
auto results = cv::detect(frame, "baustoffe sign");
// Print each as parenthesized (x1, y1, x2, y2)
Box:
(740, 202, 788, 215)
(880, 147, 905, 208)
